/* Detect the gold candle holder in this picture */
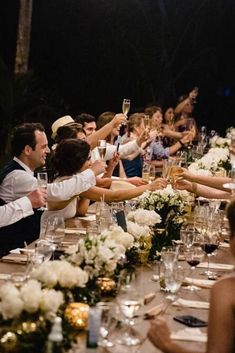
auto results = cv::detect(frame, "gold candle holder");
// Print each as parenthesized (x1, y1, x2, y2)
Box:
(64, 303, 89, 330)
(96, 277, 116, 295)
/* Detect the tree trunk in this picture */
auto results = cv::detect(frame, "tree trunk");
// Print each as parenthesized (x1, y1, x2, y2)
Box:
(15, 0, 33, 74)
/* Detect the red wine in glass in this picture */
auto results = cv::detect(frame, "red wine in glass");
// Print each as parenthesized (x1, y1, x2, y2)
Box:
(201, 244, 218, 254)
(187, 259, 200, 267)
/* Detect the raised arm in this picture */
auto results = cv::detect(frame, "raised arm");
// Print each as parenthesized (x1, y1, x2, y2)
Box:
(79, 178, 167, 202)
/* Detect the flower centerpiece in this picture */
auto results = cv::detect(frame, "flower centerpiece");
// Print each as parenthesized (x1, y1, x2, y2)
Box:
(136, 185, 189, 253)
(66, 226, 134, 300)
(0, 279, 63, 353)
(188, 146, 230, 176)
(31, 259, 89, 304)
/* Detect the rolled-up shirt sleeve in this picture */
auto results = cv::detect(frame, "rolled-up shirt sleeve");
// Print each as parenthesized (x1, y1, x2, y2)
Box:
(47, 169, 96, 201)
(91, 140, 141, 161)
(0, 196, 33, 228)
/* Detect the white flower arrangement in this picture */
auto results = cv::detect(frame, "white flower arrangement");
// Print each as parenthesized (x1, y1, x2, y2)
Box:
(209, 136, 230, 148)
(188, 147, 230, 175)
(31, 260, 88, 289)
(226, 126, 235, 139)
(102, 225, 134, 249)
(0, 279, 63, 320)
(126, 220, 150, 240)
(127, 208, 161, 226)
(68, 232, 127, 279)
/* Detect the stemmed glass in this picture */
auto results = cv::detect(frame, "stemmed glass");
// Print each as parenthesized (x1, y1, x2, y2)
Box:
(143, 115, 150, 129)
(184, 246, 204, 291)
(201, 226, 220, 278)
(97, 302, 115, 348)
(148, 165, 156, 183)
(37, 171, 48, 210)
(117, 287, 142, 346)
(97, 140, 107, 159)
(122, 99, 131, 116)
(44, 215, 65, 256)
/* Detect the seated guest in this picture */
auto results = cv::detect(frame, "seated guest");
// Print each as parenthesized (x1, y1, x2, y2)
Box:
(0, 189, 47, 228)
(0, 123, 106, 255)
(47, 139, 167, 217)
(148, 199, 235, 353)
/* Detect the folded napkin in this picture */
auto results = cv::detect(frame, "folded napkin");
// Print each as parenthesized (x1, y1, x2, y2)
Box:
(77, 215, 96, 222)
(143, 292, 156, 305)
(0, 273, 11, 280)
(171, 328, 207, 343)
(1, 253, 28, 264)
(219, 242, 229, 248)
(184, 277, 214, 289)
(65, 228, 86, 235)
(197, 262, 234, 270)
(144, 303, 166, 319)
(173, 298, 209, 310)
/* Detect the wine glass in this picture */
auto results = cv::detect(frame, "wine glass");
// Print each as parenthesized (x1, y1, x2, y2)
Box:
(97, 302, 115, 347)
(117, 287, 142, 346)
(37, 171, 48, 210)
(184, 246, 204, 291)
(44, 215, 65, 253)
(201, 227, 220, 278)
(164, 263, 185, 294)
(97, 140, 107, 159)
(122, 99, 131, 116)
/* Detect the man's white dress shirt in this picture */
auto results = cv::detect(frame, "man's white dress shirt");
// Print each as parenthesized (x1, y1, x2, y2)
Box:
(0, 196, 33, 228)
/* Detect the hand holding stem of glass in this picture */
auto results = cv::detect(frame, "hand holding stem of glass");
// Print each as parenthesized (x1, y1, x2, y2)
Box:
(98, 140, 107, 159)
(122, 99, 130, 116)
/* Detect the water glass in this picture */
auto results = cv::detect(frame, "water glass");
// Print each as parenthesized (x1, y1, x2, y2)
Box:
(97, 302, 114, 347)
(35, 239, 54, 262)
(44, 215, 65, 249)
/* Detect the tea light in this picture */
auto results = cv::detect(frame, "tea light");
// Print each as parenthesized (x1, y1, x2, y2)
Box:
(64, 303, 89, 330)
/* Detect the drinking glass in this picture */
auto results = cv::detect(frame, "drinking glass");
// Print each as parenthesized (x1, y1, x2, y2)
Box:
(97, 140, 107, 159)
(143, 115, 150, 129)
(86, 224, 100, 239)
(184, 246, 204, 291)
(164, 263, 185, 294)
(148, 165, 156, 183)
(122, 99, 131, 116)
(44, 215, 65, 251)
(97, 302, 115, 347)
(100, 206, 113, 232)
(201, 227, 220, 278)
(142, 163, 150, 182)
(35, 239, 54, 262)
(117, 287, 142, 346)
(161, 246, 178, 271)
(37, 171, 48, 210)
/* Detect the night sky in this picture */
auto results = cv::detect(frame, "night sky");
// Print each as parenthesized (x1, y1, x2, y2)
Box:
(0, 0, 235, 137)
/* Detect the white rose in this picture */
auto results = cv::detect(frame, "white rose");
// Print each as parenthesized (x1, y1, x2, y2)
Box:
(40, 289, 64, 314)
(20, 280, 42, 313)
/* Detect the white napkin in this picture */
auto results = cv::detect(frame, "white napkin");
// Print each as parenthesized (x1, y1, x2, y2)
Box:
(197, 262, 234, 270)
(173, 298, 209, 310)
(65, 228, 86, 235)
(219, 242, 229, 248)
(77, 215, 96, 221)
(184, 277, 214, 289)
(171, 328, 207, 342)
(0, 273, 11, 280)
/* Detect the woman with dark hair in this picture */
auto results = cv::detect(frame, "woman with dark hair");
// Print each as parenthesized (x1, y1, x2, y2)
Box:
(47, 138, 167, 217)
(147, 200, 235, 353)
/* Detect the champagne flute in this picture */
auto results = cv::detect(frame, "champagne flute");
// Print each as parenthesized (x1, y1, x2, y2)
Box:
(122, 99, 131, 116)
(37, 171, 48, 210)
(97, 140, 107, 159)
(148, 165, 156, 183)
(142, 163, 150, 182)
(143, 115, 150, 129)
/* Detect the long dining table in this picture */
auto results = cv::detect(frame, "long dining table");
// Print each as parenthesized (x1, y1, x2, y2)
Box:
(0, 212, 234, 353)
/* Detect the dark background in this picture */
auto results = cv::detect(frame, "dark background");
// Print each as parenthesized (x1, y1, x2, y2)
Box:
(0, 0, 235, 155)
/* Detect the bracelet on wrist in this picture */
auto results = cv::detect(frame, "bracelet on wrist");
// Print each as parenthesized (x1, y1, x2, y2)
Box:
(179, 140, 185, 147)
